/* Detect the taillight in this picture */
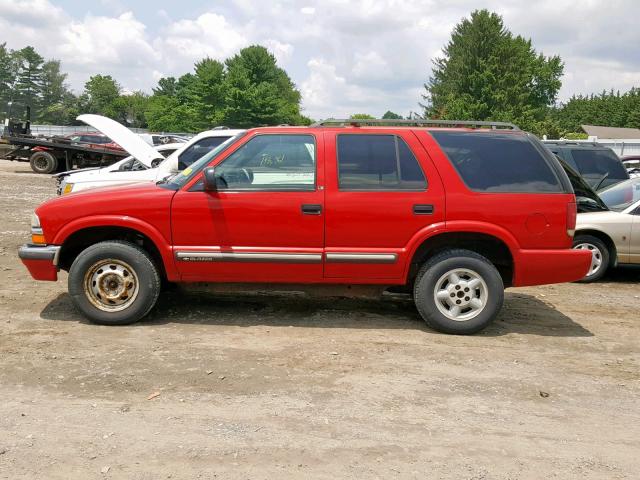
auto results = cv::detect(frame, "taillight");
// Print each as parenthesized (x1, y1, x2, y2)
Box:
(566, 201, 577, 237)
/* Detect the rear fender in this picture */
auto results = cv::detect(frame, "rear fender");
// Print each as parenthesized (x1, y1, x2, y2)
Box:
(402, 220, 520, 279)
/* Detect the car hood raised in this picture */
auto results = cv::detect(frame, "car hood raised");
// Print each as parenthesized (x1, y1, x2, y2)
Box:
(77, 114, 163, 168)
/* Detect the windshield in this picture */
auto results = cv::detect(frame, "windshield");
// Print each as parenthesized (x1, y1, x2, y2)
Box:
(570, 148, 629, 189)
(555, 156, 608, 212)
(166, 132, 246, 188)
(598, 178, 640, 212)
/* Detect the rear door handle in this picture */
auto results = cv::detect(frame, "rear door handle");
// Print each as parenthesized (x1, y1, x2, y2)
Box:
(301, 204, 322, 215)
(413, 204, 434, 215)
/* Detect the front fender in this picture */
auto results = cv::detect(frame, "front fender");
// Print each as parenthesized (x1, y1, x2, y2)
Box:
(52, 215, 178, 281)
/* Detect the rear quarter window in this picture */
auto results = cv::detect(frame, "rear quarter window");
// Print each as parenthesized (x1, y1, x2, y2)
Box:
(430, 131, 562, 193)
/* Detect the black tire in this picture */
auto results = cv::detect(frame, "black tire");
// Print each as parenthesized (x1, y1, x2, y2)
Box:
(68, 240, 161, 325)
(572, 234, 610, 282)
(29, 151, 58, 174)
(413, 249, 504, 335)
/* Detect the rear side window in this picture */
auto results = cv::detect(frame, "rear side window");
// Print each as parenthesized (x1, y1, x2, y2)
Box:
(178, 136, 230, 170)
(337, 134, 427, 190)
(431, 132, 562, 193)
(570, 149, 628, 182)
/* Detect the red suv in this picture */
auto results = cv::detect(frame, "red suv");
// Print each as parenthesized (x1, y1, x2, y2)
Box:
(19, 120, 591, 334)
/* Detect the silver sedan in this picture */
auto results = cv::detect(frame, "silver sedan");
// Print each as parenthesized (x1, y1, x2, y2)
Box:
(574, 178, 640, 281)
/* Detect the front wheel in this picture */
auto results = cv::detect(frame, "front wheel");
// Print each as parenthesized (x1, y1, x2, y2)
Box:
(68, 241, 161, 325)
(572, 234, 609, 282)
(413, 249, 504, 335)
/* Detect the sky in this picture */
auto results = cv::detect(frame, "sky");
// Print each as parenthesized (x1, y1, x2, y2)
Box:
(1, 0, 639, 120)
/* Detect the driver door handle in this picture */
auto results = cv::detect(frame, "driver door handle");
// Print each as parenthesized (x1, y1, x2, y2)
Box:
(301, 204, 322, 215)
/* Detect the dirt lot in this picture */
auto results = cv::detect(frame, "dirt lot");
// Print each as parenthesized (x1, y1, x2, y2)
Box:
(0, 159, 638, 480)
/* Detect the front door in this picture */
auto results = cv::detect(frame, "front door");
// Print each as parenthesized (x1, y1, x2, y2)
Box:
(323, 130, 445, 280)
(171, 132, 324, 282)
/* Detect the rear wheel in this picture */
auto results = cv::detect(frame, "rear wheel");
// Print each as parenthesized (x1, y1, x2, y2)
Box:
(413, 249, 504, 335)
(29, 151, 58, 174)
(572, 234, 609, 282)
(68, 241, 161, 325)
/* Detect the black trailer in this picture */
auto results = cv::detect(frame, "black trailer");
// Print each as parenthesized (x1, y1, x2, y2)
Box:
(1, 134, 128, 173)
(1, 102, 128, 174)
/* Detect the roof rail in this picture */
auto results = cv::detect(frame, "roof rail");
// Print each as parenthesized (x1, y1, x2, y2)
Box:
(542, 139, 599, 145)
(310, 118, 520, 130)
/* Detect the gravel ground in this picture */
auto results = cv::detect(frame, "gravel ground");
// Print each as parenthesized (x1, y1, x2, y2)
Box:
(0, 159, 639, 480)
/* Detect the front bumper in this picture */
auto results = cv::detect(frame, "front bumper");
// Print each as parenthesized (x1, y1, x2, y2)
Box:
(18, 244, 61, 281)
(513, 248, 592, 287)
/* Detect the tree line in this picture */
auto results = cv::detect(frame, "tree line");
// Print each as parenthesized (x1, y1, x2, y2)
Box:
(0, 44, 311, 131)
(2, 12, 639, 136)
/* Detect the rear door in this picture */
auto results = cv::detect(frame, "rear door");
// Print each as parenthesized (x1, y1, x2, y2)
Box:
(323, 130, 445, 280)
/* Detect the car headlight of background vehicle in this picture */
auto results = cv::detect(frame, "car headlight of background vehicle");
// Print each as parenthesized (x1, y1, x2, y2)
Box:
(30, 213, 46, 244)
(62, 182, 74, 195)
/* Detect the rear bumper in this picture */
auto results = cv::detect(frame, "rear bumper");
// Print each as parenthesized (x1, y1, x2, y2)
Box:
(513, 248, 592, 287)
(18, 244, 60, 281)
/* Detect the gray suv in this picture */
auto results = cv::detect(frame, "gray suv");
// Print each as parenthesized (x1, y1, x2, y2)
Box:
(543, 141, 629, 190)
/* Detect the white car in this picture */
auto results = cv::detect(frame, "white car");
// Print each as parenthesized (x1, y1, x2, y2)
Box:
(56, 115, 243, 195)
(55, 143, 182, 195)
(574, 177, 640, 281)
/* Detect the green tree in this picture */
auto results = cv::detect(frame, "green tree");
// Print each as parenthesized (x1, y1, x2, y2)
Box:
(0, 43, 18, 117)
(13, 46, 45, 117)
(152, 76, 178, 97)
(222, 45, 304, 127)
(37, 60, 73, 123)
(550, 88, 640, 133)
(79, 74, 121, 118)
(382, 110, 403, 119)
(423, 9, 563, 133)
(113, 91, 149, 128)
(350, 113, 376, 119)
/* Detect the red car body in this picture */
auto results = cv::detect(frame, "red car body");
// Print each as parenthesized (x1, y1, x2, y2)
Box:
(32, 132, 124, 153)
(22, 125, 590, 289)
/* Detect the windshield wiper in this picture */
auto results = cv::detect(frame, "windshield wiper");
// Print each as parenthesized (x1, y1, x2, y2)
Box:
(594, 173, 609, 191)
(155, 174, 174, 185)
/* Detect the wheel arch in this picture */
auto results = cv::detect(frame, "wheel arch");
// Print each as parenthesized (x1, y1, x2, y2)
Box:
(574, 229, 618, 267)
(55, 218, 177, 281)
(406, 229, 515, 288)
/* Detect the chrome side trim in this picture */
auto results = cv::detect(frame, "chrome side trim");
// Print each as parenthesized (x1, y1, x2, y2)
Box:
(325, 253, 397, 264)
(175, 251, 322, 264)
(18, 245, 61, 266)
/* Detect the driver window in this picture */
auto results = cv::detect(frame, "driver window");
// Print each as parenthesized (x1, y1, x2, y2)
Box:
(215, 134, 316, 191)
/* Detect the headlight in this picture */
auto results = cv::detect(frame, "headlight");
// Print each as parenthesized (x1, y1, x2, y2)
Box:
(62, 183, 74, 195)
(30, 213, 46, 244)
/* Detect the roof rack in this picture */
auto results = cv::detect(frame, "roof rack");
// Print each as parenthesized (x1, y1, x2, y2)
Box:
(542, 139, 599, 145)
(311, 118, 520, 130)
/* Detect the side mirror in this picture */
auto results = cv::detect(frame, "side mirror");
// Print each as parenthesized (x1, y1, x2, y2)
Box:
(203, 167, 218, 192)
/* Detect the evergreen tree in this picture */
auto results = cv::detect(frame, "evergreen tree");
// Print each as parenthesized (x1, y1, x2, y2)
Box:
(222, 45, 304, 127)
(382, 110, 403, 119)
(13, 46, 45, 117)
(423, 9, 563, 132)
(37, 60, 71, 123)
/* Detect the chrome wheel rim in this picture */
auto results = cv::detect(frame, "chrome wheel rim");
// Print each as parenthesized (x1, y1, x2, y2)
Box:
(433, 268, 488, 322)
(573, 243, 603, 277)
(83, 259, 139, 312)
